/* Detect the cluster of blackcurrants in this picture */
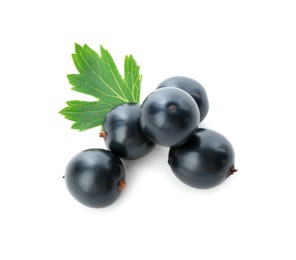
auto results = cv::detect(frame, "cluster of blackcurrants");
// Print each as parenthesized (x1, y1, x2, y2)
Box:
(64, 76, 237, 208)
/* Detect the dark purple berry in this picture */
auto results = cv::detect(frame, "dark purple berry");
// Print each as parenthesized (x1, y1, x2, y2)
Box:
(140, 87, 200, 147)
(65, 149, 125, 208)
(168, 128, 236, 189)
(102, 103, 155, 160)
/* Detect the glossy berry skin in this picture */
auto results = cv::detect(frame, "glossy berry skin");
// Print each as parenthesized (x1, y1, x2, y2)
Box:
(65, 149, 125, 208)
(102, 103, 155, 160)
(168, 128, 236, 189)
(157, 76, 209, 122)
(140, 87, 200, 147)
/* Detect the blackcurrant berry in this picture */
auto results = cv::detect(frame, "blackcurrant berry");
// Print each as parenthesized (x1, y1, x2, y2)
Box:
(64, 149, 126, 208)
(168, 128, 236, 189)
(101, 103, 155, 160)
(157, 76, 209, 122)
(140, 87, 200, 147)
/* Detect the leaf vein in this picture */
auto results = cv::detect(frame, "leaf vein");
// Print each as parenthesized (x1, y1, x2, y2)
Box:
(77, 48, 128, 102)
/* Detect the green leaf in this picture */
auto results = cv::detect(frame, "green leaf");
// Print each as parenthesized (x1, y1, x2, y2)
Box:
(124, 55, 142, 102)
(60, 43, 142, 130)
(60, 100, 112, 131)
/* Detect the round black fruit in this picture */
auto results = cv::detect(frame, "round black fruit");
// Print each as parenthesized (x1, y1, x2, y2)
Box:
(157, 76, 209, 122)
(140, 87, 200, 147)
(64, 149, 126, 208)
(101, 103, 155, 160)
(168, 128, 236, 189)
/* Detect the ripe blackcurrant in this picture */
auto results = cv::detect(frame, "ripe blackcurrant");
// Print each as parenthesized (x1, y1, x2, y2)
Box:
(140, 87, 200, 147)
(102, 103, 155, 160)
(168, 128, 236, 189)
(64, 149, 126, 208)
(157, 76, 209, 122)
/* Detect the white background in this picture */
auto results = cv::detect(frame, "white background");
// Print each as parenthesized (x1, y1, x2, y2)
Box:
(1, 0, 296, 259)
